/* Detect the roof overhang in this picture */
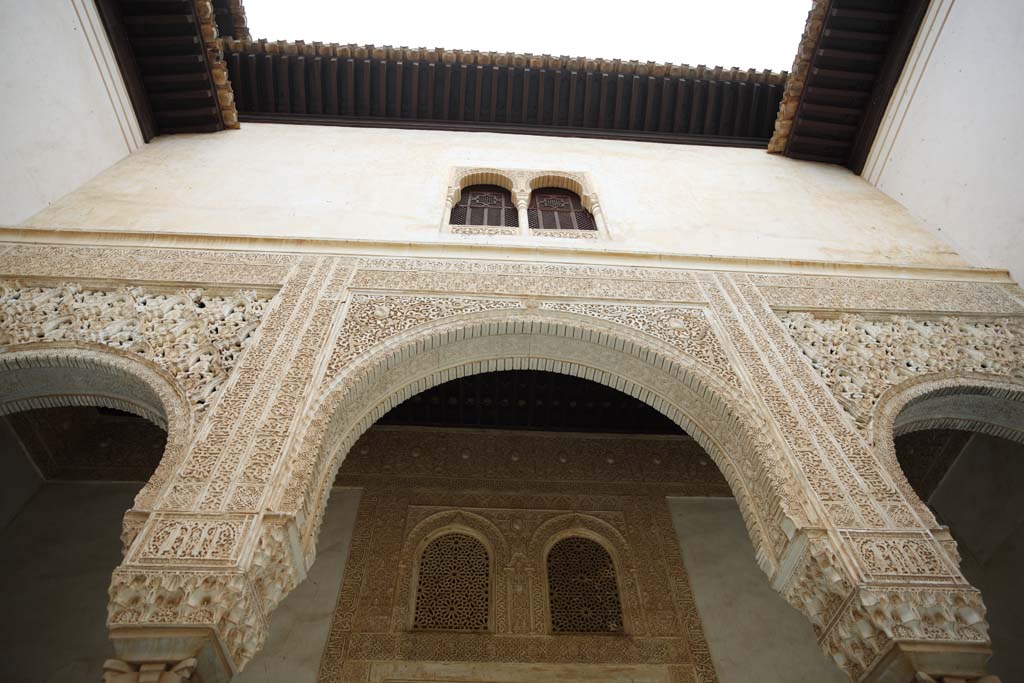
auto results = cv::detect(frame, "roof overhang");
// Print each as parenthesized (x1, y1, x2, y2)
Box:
(95, 0, 929, 162)
(768, 0, 930, 171)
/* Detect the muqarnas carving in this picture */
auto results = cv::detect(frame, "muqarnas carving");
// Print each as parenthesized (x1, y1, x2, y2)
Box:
(0, 282, 270, 411)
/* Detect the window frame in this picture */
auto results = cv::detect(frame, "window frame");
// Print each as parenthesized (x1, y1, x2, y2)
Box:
(541, 530, 629, 635)
(409, 527, 495, 633)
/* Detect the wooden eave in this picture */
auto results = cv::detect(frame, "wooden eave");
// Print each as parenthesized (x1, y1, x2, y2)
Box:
(219, 41, 787, 147)
(95, 0, 240, 141)
(768, 0, 929, 172)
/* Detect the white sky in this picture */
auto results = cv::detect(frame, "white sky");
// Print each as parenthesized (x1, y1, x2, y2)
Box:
(244, 0, 811, 73)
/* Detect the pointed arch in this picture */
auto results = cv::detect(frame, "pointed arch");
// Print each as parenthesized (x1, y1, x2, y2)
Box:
(872, 372, 1024, 525)
(279, 307, 809, 587)
(0, 341, 193, 512)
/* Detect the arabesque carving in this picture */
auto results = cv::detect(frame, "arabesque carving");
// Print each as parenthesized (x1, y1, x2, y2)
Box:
(779, 312, 1024, 430)
(318, 426, 718, 682)
(0, 282, 270, 413)
(0, 241, 1016, 681)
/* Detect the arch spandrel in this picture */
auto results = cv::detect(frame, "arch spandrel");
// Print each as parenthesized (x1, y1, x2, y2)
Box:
(277, 304, 811, 584)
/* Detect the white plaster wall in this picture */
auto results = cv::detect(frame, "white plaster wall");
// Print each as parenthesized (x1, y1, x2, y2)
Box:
(0, 0, 142, 225)
(22, 122, 968, 270)
(669, 497, 844, 683)
(863, 0, 1024, 283)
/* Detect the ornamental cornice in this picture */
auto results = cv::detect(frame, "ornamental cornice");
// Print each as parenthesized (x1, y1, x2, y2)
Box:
(2, 232, 1017, 284)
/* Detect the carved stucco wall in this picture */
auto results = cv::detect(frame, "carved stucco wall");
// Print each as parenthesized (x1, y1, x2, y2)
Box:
(318, 427, 726, 683)
(1, 241, 1022, 682)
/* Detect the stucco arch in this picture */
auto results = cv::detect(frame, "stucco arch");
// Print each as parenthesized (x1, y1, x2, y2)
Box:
(0, 341, 193, 511)
(281, 307, 807, 583)
(525, 172, 598, 213)
(871, 372, 1024, 525)
(450, 168, 517, 204)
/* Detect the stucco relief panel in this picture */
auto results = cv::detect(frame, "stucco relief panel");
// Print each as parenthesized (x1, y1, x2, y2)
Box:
(318, 428, 719, 683)
(0, 281, 270, 414)
(778, 312, 1024, 431)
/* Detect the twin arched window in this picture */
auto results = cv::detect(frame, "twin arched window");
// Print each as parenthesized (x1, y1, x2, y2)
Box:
(412, 531, 622, 633)
(450, 185, 596, 231)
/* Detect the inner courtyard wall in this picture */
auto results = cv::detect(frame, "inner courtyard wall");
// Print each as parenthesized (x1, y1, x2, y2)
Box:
(0, 432, 845, 683)
(0, 0, 142, 226)
(18, 122, 970, 272)
(0, 416, 42, 530)
(670, 497, 844, 683)
(863, 0, 1024, 284)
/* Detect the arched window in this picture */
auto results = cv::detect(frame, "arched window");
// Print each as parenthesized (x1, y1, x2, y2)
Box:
(546, 536, 623, 633)
(450, 184, 518, 227)
(413, 532, 490, 631)
(528, 187, 595, 231)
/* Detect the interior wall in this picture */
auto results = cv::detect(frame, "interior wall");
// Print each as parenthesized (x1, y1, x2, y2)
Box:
(21, 122, 968, 271)
(0, 482, 140, 683)
(0, 0, 142, 226)
(0, 486, 842, 682)
(0, 415, 42, 531)
(928, 433, 1024, 682)
(669, 497, 845, 683)
(863, 0, 1024, 283)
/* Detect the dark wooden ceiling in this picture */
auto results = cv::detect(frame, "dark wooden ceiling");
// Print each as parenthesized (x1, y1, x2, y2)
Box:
(783, 0, 928, 170)
(221, 42, 786, 147)
(5, 407, 166, 482)
(379, 371, 683, 435)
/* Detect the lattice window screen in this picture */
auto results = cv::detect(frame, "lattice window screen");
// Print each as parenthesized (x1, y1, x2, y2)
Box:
(450, 185, 519, 227)
(527, 187, 596, 230)
(547, 536, 623, 633)
(413, 532, 490, 631)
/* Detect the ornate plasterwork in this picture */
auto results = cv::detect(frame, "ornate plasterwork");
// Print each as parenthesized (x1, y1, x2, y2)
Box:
(107, 568, 265, 670)
(774, 529, 989, 681)
(0, 343, 194, 517)
(779, 312, 1024, 430)
(529, 228, 599, 240)
(351, 258, 704, 302)
(0, 244, 291, 287)
(318, 427, 718, 683)
(0, 282, 269, 413)
(0, 241, 1017, 680)
(750, 273, 1024, 315)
